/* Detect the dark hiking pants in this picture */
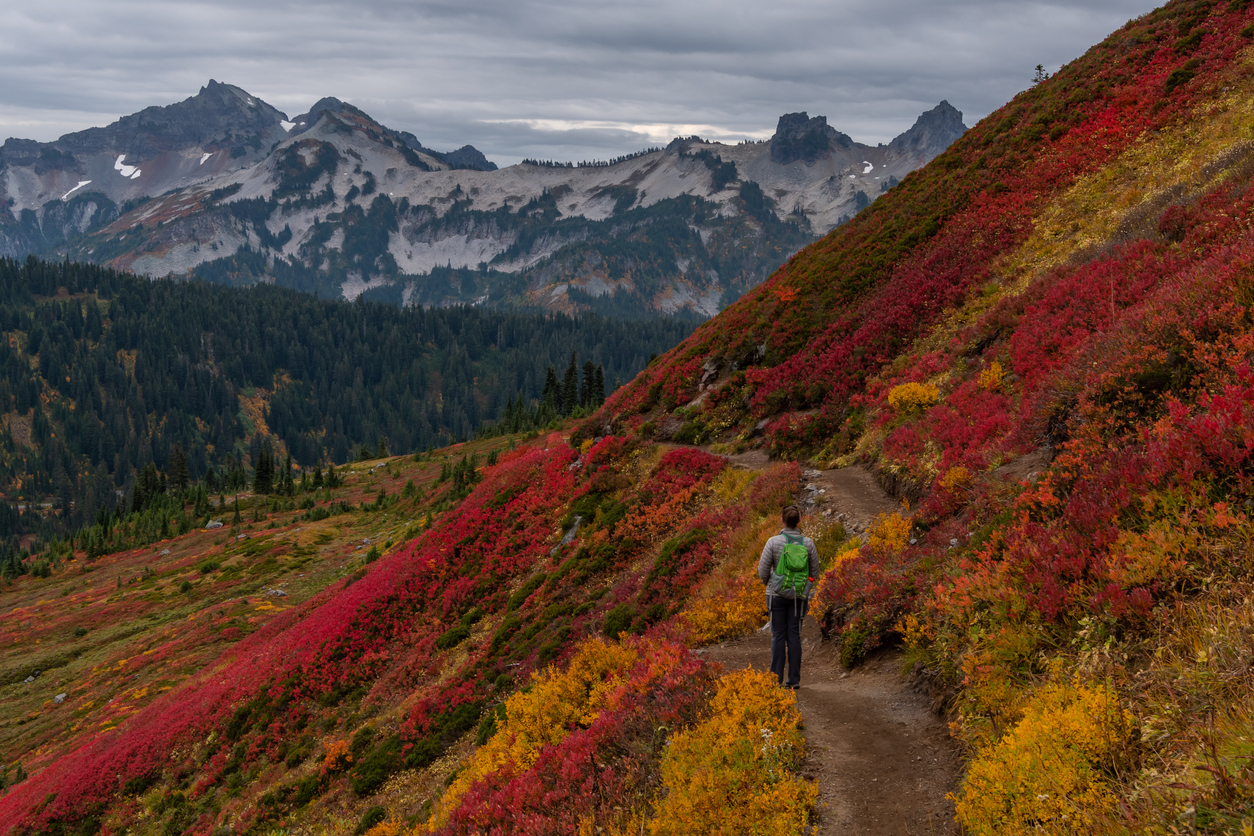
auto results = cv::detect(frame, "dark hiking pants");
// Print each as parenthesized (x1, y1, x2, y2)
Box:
(769, 595, 807, 687)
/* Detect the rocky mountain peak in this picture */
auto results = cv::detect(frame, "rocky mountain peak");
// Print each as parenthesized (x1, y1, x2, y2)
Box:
(886, 101, 968, 159)
(441, 145, 497, 172)
(769, 112, 854, 165)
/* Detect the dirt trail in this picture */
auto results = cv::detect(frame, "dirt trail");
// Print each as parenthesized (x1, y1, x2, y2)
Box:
(705, 457, 962, 834)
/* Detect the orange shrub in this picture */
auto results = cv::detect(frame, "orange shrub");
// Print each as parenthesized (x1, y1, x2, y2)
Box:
(866, 512, 911, 557)
(321, 738, 353, 775)
(978, 360, 1005, 391)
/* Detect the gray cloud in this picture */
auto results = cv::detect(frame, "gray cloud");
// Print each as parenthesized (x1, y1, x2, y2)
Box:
(0, 0, 1160, 165)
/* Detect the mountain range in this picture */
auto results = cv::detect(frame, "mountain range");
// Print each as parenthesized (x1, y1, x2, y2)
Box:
(0, 82, 965, 318)
(5, 0, 1254, 832)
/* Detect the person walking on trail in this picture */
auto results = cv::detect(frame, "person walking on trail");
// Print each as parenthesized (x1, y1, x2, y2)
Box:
(758, 505, 821, 689)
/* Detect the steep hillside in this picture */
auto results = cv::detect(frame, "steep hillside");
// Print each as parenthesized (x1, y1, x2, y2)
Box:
(585, 0, 1254, 829)
(0, 86, 964, 318)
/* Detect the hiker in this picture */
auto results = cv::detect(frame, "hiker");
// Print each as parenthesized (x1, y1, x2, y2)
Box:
(758, 504, 820, 689)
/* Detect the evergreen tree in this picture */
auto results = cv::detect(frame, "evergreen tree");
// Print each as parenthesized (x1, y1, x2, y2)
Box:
(580, 360, 596, 407)
(133, 463, 162, 513)
(253, 443, 274, 495)
(541, 366, 562, 414)
(594, 365, 606, 406)
(562, 352, 579, 414)
(168, 445, 190, 495)
(231, 496, 242, 525)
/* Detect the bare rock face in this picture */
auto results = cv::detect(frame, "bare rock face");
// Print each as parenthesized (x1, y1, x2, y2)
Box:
(885, 101, 967, 163)
(1, 80, 285, 166)
(769, 112, 855, 165)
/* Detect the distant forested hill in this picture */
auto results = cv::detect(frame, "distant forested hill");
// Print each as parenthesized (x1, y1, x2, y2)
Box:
(0, 255, 693, 540)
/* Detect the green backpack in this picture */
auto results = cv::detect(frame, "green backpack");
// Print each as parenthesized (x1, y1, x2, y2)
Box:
(774, 534, 812, 597)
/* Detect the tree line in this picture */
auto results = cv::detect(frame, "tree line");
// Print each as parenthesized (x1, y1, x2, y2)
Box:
(0, 255, 694, 549)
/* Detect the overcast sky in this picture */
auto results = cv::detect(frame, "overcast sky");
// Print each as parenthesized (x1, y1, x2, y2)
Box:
(1, 0, 1161, 166)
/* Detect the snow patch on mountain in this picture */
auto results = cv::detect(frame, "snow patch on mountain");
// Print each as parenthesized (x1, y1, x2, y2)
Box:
(113, 155, 140, 177)
(61, 181, 91, 200)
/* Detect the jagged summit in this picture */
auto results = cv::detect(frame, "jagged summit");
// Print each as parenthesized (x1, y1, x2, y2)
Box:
(885, 100, 967, 160)
(767, 105, 965, 167)
(65, 80, 286, 158)
(769, 112, 855, 164)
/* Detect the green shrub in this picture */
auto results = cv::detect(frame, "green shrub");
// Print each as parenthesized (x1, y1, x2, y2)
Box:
(506, 573, 547, 611)
(603, 604, 638, 640)
(476, 703, 507, 745)
(355, 806, 387, 835)
(436, 624, 471, 650)
(349, 734, 403, 796)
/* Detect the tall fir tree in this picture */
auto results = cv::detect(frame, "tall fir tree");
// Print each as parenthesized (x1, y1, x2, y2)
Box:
(541, 366, 562, 414)
(562, 352, 579, 415)
(253, 443, 274, 495)
(168, 445, 190, 495)
(580, 360, 596, 407)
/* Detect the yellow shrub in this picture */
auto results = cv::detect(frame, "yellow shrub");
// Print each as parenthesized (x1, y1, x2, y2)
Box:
(954, 679, 1132, 835)
(896, 613, 932, 654)
(680, 515, 777, 644)
(887, 381, 940, 413)
(940, 465, 973, 492)
(711, 467, 754, 505)
(647, 668, 816, 835)
(978, 361, 1005, 391)
(867, 512, 911, 556)
(681, 573, 765, 644)
(426, 638, 639, 830)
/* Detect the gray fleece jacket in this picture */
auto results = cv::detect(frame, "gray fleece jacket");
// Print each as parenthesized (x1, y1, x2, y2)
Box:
(757, 528, 821, 599)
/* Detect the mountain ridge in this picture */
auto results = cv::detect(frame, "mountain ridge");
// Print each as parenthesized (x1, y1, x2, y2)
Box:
(0, 85, 965, 318)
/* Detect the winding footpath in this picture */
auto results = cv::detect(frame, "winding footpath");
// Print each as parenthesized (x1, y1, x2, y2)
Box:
(701, 453, 963, 835)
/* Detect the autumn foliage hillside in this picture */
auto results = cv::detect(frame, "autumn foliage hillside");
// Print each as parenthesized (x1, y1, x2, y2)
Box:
(0, 432, 822, 835)
(12, 0, 1254, 832)
(586, 0, 1254, 829)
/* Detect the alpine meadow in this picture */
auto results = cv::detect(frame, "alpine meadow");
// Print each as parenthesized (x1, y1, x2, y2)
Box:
(8, 0, 1254, 834)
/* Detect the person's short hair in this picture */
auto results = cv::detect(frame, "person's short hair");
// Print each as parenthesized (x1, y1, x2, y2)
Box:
(782, 505, 801, 528)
